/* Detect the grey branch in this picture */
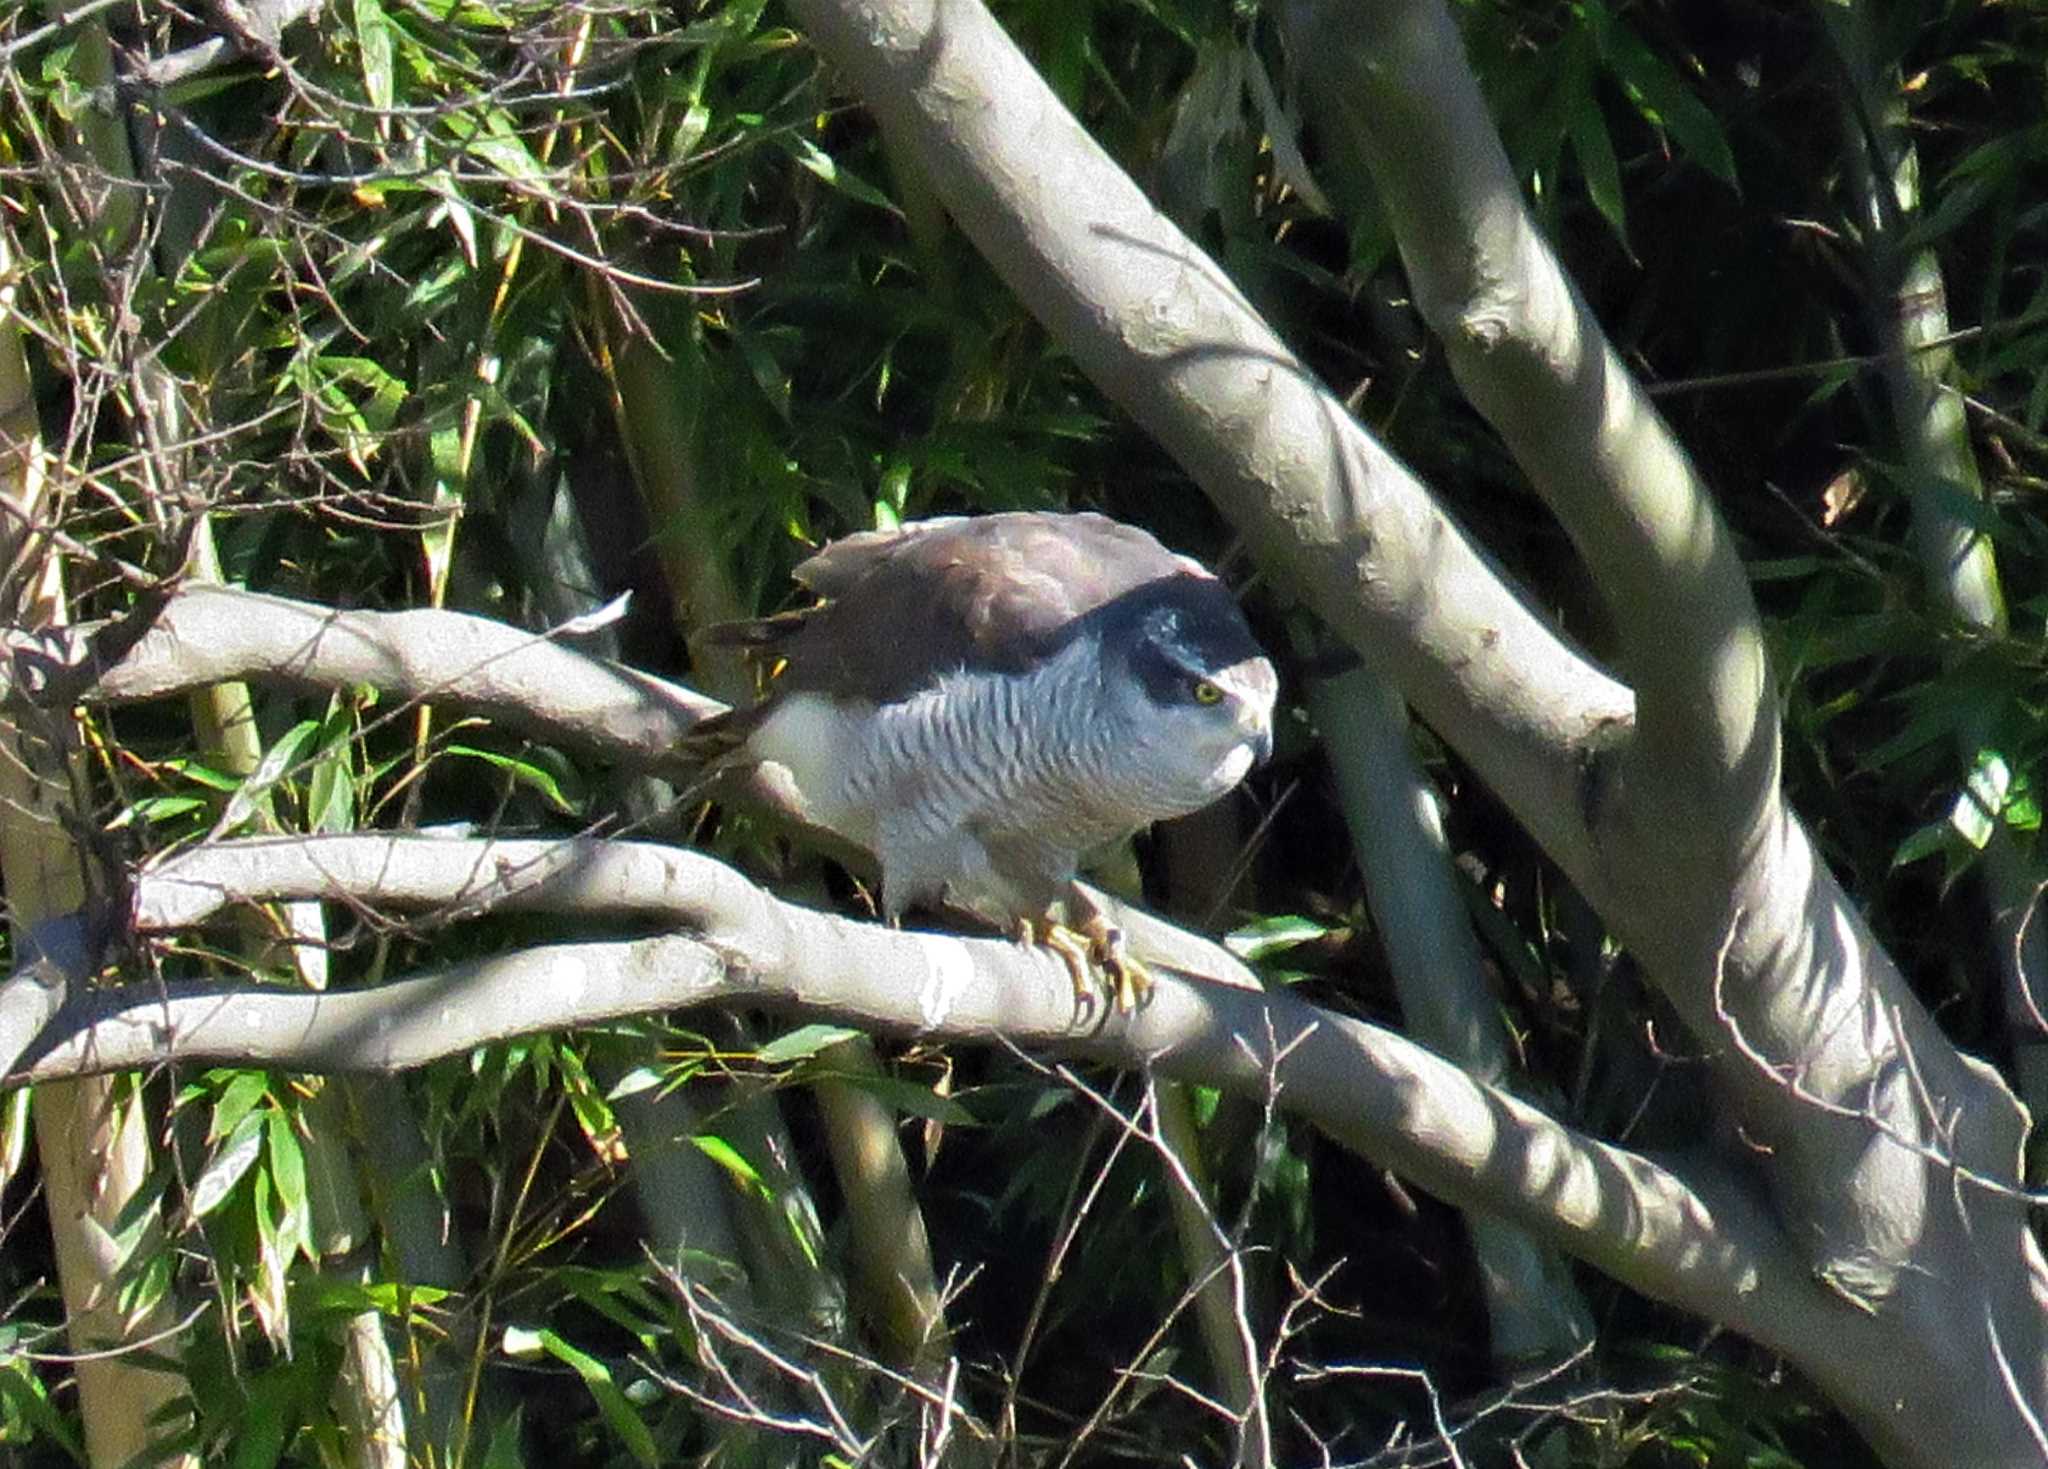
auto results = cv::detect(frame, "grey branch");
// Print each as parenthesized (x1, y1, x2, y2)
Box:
(4, 832, 1871, 1382)
(4, 585, 723, 776)
(1282, 0, 1769, 809)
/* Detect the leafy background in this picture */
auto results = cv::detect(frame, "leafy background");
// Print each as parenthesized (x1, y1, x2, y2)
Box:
(2, 0, 2045, 1463)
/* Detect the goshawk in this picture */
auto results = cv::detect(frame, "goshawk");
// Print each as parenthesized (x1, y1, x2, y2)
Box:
(696, 510, 1277, 1006)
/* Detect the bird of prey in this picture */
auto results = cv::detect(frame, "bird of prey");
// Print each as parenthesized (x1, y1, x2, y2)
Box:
(694, 510, 1277, 1008)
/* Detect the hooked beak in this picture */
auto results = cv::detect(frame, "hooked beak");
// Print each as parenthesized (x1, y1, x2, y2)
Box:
(1220, 655, 1279, 770)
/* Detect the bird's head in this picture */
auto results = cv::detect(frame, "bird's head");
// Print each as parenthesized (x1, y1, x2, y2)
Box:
(1095, 578, 1277, 811)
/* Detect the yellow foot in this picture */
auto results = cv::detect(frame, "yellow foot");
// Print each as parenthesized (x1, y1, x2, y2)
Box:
(1081, 910, 1152, 1012)
(1016, 915, 1152, 1013)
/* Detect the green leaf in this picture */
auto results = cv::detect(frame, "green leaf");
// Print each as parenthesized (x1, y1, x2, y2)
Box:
(229, 1354, 318, 1469)
(782, 135, 901, 213)
(161, 758, 244, 792)
(109, 795, 209, 828)
(1863, 695, 1968, 769)
(1951, 750, 2013, 849)
(446, 108, 546, 185)
(265, 1109, 312, 1263)
(690, 1133, 770, 1196)
(877, 458, 912, 524)
(481, 1407, 526, 1469)
(0, 1348, 86, 1463)
(190, 1111, 266, 1220)
(555, 1045, 618, 1149)
(604, 1066, 666, 1102)
(221, 720, 319, 832)
(1224, 914, 1332, 961)
(210, 1072, 273, 1144)
(440, 744, 576, 812)
(352, 0, 396, 113)
(304, 752, 356, 836)
(805, 1067, 978, 1125)
(756, 1023, 863, 1064)
(294, 1275, 451, 1320)
(1584, 0, 1738, 188)
(1566, 91, 1628, 249)
(1892, 820, 1950, 869)
(520, 1329, 658, 1468)
(555, 1266, 668, 1353)
(431, 179, 479, 267)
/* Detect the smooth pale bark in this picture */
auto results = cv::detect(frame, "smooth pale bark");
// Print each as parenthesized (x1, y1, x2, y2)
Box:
(1280, 2, 2048, 1460)
(2, 584, 722, 768)
(0, 586, 1266, 1002)
(11, 835, 1843, 1363)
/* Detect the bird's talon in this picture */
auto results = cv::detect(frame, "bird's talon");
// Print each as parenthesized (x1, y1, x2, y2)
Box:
(1023, 914, 1153, 1012)
(1015, 917, 1163, 1008)
(1022, 919, 1100, 1009)
(1083, 915, 1151, 1012)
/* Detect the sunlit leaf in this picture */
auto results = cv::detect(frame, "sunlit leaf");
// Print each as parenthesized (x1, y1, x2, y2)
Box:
(1224, 914, 1333, 961)
(689, 1134, 769, 1196)
(265, 1110, 312, 1264)
(756, 1023, 863, 1064)
(352, 0, 396, 113)
(783, 135, 901, 213)
(440, 744, 576, 813)
(519, 1328, 659, 1467)
(191, 1112, 266, 1221)
(220, 720, 318, 833)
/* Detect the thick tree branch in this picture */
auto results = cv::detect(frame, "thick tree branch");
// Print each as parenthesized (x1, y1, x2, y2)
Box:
(1273, 5, 2048, 1453)
(1281, 0, 1772, 830)
(777, 0, 2023, 1220)
(1275, 0, 2038, 1309)
(3, 832, 1889, 1387)
(3, 585, 723, 775)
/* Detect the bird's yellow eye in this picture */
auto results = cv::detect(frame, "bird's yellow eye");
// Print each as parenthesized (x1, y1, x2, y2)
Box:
(1190, 678, 1224, 706)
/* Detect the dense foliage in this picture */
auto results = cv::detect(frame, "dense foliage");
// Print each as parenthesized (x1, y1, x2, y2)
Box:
(3, 0, 2047, 1463)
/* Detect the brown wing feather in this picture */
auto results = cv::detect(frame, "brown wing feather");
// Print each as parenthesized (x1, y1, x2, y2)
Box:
(700, 511, 1205, 706)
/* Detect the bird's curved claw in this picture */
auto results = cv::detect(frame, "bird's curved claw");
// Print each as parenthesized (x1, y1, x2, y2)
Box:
(1082, 911, 1152, 1012)
(1017, 915, 1151, 1013)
